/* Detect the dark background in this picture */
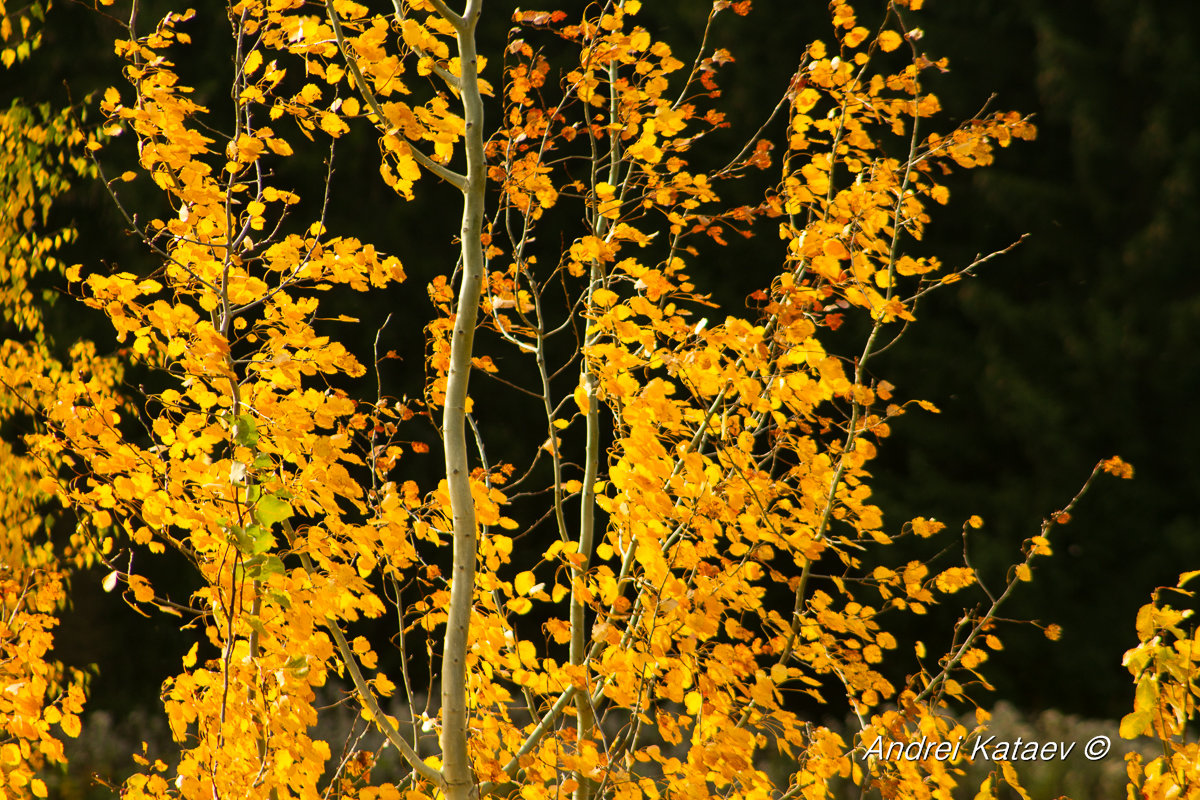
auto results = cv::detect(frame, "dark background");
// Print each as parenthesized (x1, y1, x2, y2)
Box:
(5, 0, 1198, 735)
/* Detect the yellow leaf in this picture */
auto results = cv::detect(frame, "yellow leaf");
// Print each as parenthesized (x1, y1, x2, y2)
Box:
(1000, 762, 1032, 800)
(685, 691, 702, 716)
(573, 381, 590, 414)
(129, 575, 154, 603)
(934, 567, 976, 593)
(878, 30, 903, 52)
(319, 112, 348, 136)
(822, 238, 849, 260)
(1100, 455, 1134, 479)
(796, 87, 821, 114)
(507, 597, 532, 614)
(910, 517, 944, 537)
(244, 49, 263, 76)
(299, 83, 321, 104)
(844, 26, 869, 48)
(1119, 709, 1152, 739)
(61, 713, 82, 738)
(592, 287, 619, 307)
(516, 640, 536, 667)
(514, 570, 537, 596)
(31, 779, 48, 798)
(183, 642, 199, 668)
(960, 648, 987, 669)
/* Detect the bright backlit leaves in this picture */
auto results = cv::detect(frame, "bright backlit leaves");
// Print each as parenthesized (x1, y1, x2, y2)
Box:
(0, 2, 1151, 800)
(0, 16, 101, 798)
(1120, 573, 1200, 798)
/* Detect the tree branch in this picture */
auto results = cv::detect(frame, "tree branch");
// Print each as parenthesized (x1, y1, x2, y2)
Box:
(282, 521, 447, 791)
(324, 0, 467, 191)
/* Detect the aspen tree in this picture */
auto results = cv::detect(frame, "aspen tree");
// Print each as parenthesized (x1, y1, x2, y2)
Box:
(0, 3, 1157, 800)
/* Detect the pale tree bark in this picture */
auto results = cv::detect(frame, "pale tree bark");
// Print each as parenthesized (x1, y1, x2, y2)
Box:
(326, 1, 487, 797)
(433, 2, 487, 799)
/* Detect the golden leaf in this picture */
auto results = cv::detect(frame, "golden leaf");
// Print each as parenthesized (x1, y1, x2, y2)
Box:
(878, 30, 903, 52)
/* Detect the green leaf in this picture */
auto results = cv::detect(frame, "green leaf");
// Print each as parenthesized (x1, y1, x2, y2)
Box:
(245, 524, 275, 555)
(267, 589, 292, 611)
(230, 524, 275, 556)
(244, 615, 268, 640)
(229, 525, 253, 553)
(245, 554, 286, 580)
(233, 414, 258, 447)
(254, 495, 293, 526)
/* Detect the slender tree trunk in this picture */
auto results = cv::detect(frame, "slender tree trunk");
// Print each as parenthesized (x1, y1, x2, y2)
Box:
(441, 1, 487, 798)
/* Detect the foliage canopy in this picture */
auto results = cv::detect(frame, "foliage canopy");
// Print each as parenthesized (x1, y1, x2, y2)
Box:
(0, 2, 1191, 800)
